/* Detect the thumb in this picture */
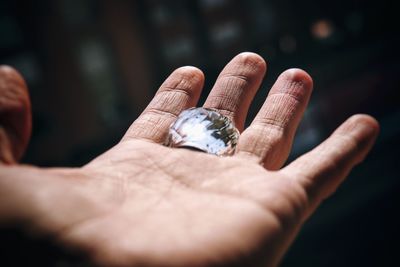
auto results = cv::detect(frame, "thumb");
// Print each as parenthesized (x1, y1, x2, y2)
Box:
(0, 66, 32, 164)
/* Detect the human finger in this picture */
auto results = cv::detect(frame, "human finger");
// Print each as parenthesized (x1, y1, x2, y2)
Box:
(203, 52, 266, 131)
(0, 66, 31, 164)
(236, 69, 313, 169)
(123, 66, 204, 143)
(281, 114, 379, 209)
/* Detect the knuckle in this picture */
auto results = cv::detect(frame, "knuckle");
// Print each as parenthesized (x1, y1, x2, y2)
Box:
(253, 117, 286, 135)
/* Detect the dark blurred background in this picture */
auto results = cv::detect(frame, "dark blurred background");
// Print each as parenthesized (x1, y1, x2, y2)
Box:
(1, 0, 399, 266)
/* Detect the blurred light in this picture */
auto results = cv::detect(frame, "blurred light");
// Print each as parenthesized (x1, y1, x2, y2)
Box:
(57, 0, 94, 27)
(150, 5, 171, 25)
(78, 40, 109, 75)
(279, 34, 297, 53)
(210, 21, 241, 47)
(249, 1, 277, 36)
(162, 37, 195, 62)
(77, 40, 121, 125)
(199, 0, 229, 9)
(6, 53, 41, 85)
(311, 19, 334, 39)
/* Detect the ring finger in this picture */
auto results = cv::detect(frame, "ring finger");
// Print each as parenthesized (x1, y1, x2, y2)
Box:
(236, 68, 313, 170)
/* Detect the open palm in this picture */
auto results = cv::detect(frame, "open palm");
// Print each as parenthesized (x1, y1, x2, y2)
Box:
(0, 53, 378, 267)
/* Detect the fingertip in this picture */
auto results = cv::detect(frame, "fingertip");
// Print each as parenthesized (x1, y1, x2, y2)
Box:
(327, 114, 379, 167)
(281, 68, 313, 91)
(344, 114, 380, 146)
(348, 114, 380, 133)
(163, 66, 205, 99)
(173, 66, 205, 82)
(0, 65, 18, 74)
(234, 52, 267, 73)
(0, 65, 28, 90)
(268, 68, 313, 103)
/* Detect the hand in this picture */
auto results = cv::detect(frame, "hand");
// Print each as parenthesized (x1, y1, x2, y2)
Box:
(0, 53, 379, 267)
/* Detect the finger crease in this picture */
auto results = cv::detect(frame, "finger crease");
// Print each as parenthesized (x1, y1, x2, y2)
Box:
(254, 117, 286, 131)
(219, 73, 252, 84)
(157, 86, 193, 98)
(268, 92, 303, 104)
(144, 108, 179, 119)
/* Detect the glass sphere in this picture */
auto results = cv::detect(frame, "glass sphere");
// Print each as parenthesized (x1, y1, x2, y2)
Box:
(165, 107, 240, 156)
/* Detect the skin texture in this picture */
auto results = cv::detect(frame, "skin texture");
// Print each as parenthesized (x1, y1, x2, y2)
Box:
(0, 53, 379, 267)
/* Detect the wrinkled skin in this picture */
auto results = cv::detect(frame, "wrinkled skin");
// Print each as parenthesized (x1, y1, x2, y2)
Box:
(0, 53, 379, 267)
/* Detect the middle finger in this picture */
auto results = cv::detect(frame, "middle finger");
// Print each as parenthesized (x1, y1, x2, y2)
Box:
(203, 52, 266, 131)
